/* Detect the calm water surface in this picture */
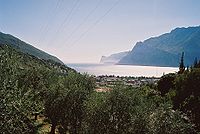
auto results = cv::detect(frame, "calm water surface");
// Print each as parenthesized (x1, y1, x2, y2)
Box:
(67, 63, 178, 77)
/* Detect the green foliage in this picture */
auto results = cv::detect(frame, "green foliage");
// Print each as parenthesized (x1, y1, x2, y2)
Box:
(0, 45, 36, 133)
(173, 69, 200, 129)
(157, 64, 200, 131)
(44, 72, 95, 134)
(157, 73, 176, 96)
(85, 86, 145, 133)
(0, 45, 198, 133)
(84, 85, 195, 134)
(0, 45, 73, 133)
(149, 103, 195, 134)
(62, 73, 94, 133)
(178, 52, 185, 74)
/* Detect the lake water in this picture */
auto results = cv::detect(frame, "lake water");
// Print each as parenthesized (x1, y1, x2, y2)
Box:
(67, 63, 178, 77)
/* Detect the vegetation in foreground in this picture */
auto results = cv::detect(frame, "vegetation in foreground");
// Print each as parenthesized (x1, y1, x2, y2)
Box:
(0, 45, 200, 133)
(157, 54, 200, 132)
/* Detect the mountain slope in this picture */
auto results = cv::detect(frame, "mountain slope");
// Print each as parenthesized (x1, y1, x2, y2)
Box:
(0, 44, 75, 133)
(118, 26, 200, 67)
(100, 51, 129, 64)
(0, 32, 64, 64)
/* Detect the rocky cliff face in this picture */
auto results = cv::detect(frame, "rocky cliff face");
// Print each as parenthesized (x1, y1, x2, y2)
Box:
(100, 51, 130, 64)
(118, 26, 200, 67)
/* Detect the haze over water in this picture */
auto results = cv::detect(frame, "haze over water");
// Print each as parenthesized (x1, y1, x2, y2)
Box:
(67, 63, 178, 77)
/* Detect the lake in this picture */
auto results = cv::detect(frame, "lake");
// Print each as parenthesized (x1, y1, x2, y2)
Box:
(66, 63, 178, 77)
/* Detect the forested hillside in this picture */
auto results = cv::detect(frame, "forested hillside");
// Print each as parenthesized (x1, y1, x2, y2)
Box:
(1, 44, 199, 133)
(0, 45, 77, 133)
(157, 59, 200, 131)
(0, 32, 64, 64)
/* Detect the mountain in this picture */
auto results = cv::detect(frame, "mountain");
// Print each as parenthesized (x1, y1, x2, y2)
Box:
(0, 32, 64, 64)
(118, 26, 200, 67)
(0, 45, 74, 74)
(100, 51, 129, 64)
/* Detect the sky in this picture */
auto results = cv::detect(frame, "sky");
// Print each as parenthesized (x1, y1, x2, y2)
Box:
(0, 0, 200, 63)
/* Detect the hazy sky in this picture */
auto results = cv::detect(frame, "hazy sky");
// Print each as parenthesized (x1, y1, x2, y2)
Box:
(1, 0, 200, 63)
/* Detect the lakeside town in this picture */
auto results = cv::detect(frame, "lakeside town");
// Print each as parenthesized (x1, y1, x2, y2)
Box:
(95, 75, 160, 91)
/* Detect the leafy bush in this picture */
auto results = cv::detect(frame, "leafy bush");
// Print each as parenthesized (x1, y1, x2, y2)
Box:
(84, 85, 196, 134)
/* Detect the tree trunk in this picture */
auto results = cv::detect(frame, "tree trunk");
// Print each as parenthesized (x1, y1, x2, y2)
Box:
(34, 113, 39, 120)
(50, 122, 56, 134)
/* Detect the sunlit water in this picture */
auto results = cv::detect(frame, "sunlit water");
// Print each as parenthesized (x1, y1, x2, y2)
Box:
(67, 63, 178, 77)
